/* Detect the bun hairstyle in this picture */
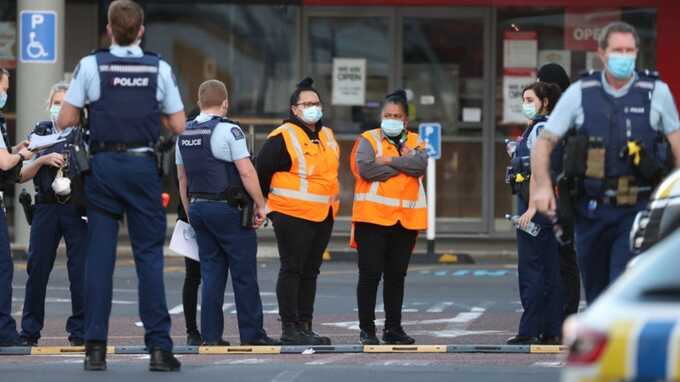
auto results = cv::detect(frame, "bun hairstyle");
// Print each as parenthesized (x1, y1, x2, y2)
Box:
(522, 82, 562, 115)
(290, 77, 322, 107)
(384, 89, 409, 117)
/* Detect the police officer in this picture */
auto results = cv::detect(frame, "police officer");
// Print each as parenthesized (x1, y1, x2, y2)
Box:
(57, 0, 185, 371)
(506, 82, 563, 345)
(257, 78, 339, 345)
(350, 90, 427, 345)
(18, 82, 87, 347)
(531, 21, 680, 304)
(176, 80, 278, 346)
(0, 68, 33, 347)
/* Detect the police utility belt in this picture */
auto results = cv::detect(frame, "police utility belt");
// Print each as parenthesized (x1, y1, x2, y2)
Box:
(89, 141, 154, 156)
(505, 155, 531, 201)
(561, 135, 669, 206)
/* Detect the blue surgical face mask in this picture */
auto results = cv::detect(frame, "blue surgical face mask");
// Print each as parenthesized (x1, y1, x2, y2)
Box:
(301, 105, 323, 124)
(49, 104, 61, 122)
(522, 103, 537, 120)
(0, 92, 6, 109)
(381, 119, 405, 137)
(607, 53, 636, 80)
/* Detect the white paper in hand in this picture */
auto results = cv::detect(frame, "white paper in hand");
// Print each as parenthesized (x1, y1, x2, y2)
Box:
(28, 133, 67, 151)
(168, 220, 200, 261)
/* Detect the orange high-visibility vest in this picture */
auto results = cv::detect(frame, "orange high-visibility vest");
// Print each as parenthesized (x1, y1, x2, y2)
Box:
(266, 122, 340, 222)
(350, 128, 427, 231)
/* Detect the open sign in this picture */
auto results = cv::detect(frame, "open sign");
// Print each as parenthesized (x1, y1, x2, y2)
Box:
(564, 8, 620, 51)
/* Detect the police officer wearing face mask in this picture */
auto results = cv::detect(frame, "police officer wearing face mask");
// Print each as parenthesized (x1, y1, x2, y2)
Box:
(18, 82, 88, 347)
(176, 80, 279, 347)
(350, 90, 427, 345)
(0, 68, 34, 347)
(531, 21, 680, 305)
(257, 78, 340, 345)
(57, 0, 185, 371)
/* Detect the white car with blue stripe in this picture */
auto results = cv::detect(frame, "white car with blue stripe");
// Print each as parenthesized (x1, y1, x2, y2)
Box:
(562, 228, 680, 381)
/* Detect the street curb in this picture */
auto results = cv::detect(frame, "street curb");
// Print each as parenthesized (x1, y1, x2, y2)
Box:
(324, 249, 476, 265)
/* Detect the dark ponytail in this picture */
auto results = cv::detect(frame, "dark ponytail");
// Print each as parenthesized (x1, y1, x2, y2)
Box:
(290, 77, 321, 107)
(384, 89, 409, 117)
(522, 82, 562, 114)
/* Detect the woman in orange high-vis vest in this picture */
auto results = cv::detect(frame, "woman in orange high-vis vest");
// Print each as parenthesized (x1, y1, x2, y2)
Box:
(256, 78, 339, 346)
(350, 90, 427, 345)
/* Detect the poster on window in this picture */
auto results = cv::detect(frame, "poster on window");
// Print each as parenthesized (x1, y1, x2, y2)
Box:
(502, 69, 537, 124)
(0, 22, 16, 68)
(503, 31, 538, 69)
(538, 50, 572, 78)
(564, 8, 621, 51)
(332, 58, 366, 106)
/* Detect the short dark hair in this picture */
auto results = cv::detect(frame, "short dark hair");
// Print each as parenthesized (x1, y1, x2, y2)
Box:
(108, 0, 144, 46)
(290, 77, 321, 107)
(198, 79, 228, 109)
(383, 89, 409, 117)
(598, 21, 640, 50)
(522, 82, 562, 114)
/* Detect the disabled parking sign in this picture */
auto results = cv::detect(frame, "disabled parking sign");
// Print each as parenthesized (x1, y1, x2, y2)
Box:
(418, 123, 442, 160)
(19, 11, 57, 63)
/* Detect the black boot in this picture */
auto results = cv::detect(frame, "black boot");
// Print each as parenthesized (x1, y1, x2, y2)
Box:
(298, 321, 331, 345)
(186, 331, 202, 346)
(382, 327, 415, 345)
(149, 347, 181, 372)
(280, 322, 313, 345)
(242, 334, 282, 346)
(84, 341, 107, 371)
(506, 335, 540, 345)
(202, 339, 230, 346)
(359, 329, 380, 345)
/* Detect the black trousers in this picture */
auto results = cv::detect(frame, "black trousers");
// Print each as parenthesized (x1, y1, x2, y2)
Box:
(559, 243, 581, 316)
(355, 222, 418, 332)
(270, 210, 334, 324)
(183, 257, 201, 334)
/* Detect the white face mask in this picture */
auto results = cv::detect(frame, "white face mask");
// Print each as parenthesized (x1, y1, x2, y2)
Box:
(49, 104, 61, 122)
(380, 119, 405, 137)
(301, 105, 323, 124)
(52, 168, 71, 196)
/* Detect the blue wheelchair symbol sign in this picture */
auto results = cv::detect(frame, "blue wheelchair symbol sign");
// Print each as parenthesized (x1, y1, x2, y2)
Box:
(20, 11, 57, 63)
(418, 123, 442, 160)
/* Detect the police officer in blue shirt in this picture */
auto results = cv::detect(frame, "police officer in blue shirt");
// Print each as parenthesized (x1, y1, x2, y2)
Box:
(57, 0, 185, 371)
(176, 80, 279, 347)
(0, 68, 33, 347)
(18, 82, 87, 347)
(532, 22, 680, 304)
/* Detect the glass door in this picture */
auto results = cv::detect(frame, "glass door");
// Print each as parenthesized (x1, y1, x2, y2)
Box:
(398, 8, 492, 233)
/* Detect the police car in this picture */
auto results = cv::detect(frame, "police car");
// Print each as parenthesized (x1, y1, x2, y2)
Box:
(630, 169, 680, 255)
(561, 228, 680, 382)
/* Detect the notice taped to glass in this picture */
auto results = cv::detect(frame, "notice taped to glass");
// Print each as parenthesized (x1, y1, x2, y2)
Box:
(332, 58, 366, 106)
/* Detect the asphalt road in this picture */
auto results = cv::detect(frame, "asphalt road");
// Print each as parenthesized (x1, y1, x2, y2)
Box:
(0, 257, 565, 381)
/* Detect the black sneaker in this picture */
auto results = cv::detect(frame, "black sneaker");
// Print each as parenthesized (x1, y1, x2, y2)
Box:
(298, 321, 331, 345)
(0, 337, 29, 347)
(186, 332, 202, 346)
(242, 335, 282, 346)
(506, 335, 540, 345)
(19, 336, 38, 346)
(202, 339, 230, 346)
(280, 322, 314, 345)
(149, 347, 181, 372)
(359, 330, 380, 345)
(84, 341, 107, 371)
(540, 335, 562, 345)
(382, 327, 415, 345)
(69, 338, 85, 347)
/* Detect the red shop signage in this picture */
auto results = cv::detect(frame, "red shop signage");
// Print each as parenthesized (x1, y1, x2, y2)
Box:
(564, 8, 621, 51)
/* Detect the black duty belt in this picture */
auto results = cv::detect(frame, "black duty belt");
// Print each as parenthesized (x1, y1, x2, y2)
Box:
(188, 192, 238, 206)
(90, 141, 154, 155)
(35, 192, 70, 204)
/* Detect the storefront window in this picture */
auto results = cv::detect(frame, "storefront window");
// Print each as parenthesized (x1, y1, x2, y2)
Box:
(144, 4, 299, 117)
(493, 7, 657, 231)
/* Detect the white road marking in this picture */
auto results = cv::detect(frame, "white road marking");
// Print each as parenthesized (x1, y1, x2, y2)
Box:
(426, 302, 454, 313)
(305, 354, 354, 365)
(367, 360, 433, 367)
(532, 361, 565, 368)
(271, 370, 304, 382)
(213, 358, 270, 365)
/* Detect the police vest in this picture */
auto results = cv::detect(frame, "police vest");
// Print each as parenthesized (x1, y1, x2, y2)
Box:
(88, 49, 161, 145)
(266, 122, 340, 222)
(0, 113, 22, 190)
(350, 129, 427, 231)
(580, 71, 663, 180)
(178, 117, 241, 195)
(31, 122, 85, 196)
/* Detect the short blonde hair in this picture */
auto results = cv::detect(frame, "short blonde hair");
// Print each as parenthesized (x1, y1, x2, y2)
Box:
(47, 81, 69, 109)
(198, 80, 228, 109)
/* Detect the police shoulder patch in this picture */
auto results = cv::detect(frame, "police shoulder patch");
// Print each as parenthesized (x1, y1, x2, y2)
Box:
(231, 126, 245, 140)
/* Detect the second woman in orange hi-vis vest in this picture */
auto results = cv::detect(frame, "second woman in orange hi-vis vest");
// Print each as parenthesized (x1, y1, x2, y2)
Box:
(350, 90, 427, 346)
(256, 78, 339, 346)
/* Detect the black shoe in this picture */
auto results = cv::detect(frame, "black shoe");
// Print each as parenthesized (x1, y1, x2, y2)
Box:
(540, 336, 562, 345)
(506, 335, 540, 345)
(202, 339, 230, 346)
(359, 330, 380, 345)
(19, 336, 38, 346)
(149, 347, 181, 372)
(0, 337, 29, 347)
(298, 321, 331, 345)
(242, 335, 282, 346)
(382, 327, 415, 345)
(280, 322, 314, 345)
(186, 332, 202, 346)
(84, 341, 107, 371)
(69, 338, 84, 347)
